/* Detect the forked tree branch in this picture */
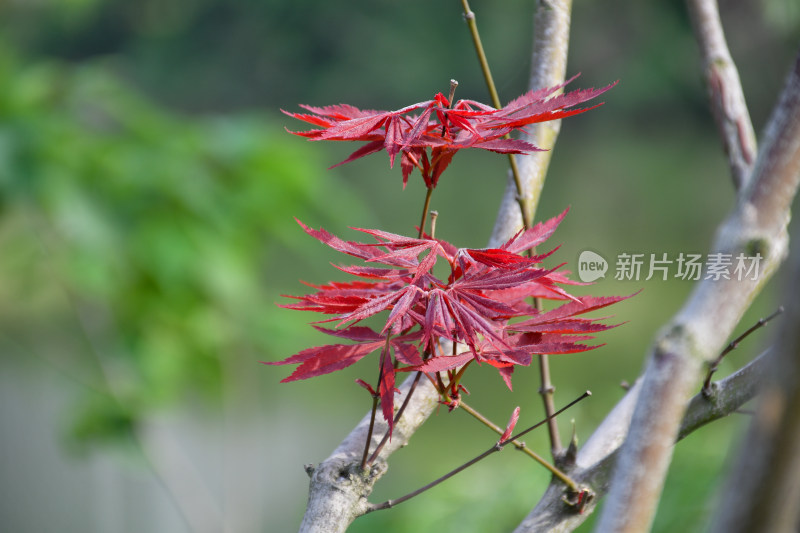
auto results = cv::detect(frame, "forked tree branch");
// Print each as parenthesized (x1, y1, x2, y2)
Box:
(512, 347, 772, 532)
(593, 48, 800, 533)
(299, 376, 439, 532)
(709, 64, 800, 533)
(686, 0, 757, 190)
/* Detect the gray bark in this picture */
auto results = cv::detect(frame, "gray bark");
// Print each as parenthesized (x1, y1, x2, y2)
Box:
(594, 48, 800, 533)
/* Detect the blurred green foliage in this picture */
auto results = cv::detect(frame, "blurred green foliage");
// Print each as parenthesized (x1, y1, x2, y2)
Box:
(0, 44, 366, 447)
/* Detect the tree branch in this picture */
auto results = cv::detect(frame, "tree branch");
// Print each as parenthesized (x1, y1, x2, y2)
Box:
(512, 347, 772, 532)
(593, 47, 800, 533)
(490, 0, 573, 246)
(299, 376, 439, 532)
(710, 141, 800, 533)
(686, 0, 757, 190)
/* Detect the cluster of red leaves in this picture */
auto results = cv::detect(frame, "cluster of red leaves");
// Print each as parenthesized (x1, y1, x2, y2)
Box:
(265, 210, 629, 434)
(283, 76, 616, 188)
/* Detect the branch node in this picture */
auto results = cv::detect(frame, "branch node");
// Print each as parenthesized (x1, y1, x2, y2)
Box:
(562, 486, 594, 514)
(304, 463, 316, 478)
(701, 380, 719, 400)
(564, 419, 579, 467)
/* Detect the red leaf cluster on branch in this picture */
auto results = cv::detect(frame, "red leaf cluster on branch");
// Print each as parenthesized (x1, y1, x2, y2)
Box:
(265, 210, 629, 434)
(283, 76, 616, 188)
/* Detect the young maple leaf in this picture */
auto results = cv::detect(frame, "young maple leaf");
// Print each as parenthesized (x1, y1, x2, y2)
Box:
(263, 325, 422, 435)
(283, 77, 616, 188)
(269, 212, 632, 433)
(499, 406, 521, 444)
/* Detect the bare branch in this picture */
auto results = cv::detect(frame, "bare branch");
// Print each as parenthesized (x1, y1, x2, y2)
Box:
(513, 348, 772, 532)
(710, 212, 800, 532)
(300, 377, 439, 532)
(686, 0, 757, 190)
(593, 48, 800, 533)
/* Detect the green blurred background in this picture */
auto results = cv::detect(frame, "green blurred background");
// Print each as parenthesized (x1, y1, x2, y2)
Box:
(0, 1, 798, 532)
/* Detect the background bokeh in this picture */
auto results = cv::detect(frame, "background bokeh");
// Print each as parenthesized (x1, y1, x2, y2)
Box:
(1, 1, 798, 532)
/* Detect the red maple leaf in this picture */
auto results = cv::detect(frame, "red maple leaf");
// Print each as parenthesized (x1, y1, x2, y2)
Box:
(268, 211, 631, 433)
(283, 76, 616, 188)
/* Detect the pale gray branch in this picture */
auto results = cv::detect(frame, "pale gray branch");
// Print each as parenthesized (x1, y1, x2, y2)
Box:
(679, 348, 770, 440)
(710, 108, 800, 532)
(300, 377, 439, 533)
(686, 0, 757, 190)
(593, 48, 800, 533)
(490, 0, 573, 247)
(513, 349, 771, 533)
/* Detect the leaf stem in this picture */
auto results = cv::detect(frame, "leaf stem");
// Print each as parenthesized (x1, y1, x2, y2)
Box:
(536, 343, 563, 456)
(418, 186, 434, 239)
(366, 392, 590, 513)
(460, 0, 531, 229)
(429, 210, 439, 240)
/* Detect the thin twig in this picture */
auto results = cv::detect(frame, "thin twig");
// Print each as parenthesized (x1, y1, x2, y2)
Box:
(536, 333, 562, 457)
(459, 401, 577, 489)
(459, 0, 564, 457)
(702, 307, 784, 395)
(367, 391, 590, 513)
(507, 392, 591, 444)
(360, 395, 379, 470)
(417, 187, 434, 239)
(460, 0, 530, 228)
(511, 0, 577, 458)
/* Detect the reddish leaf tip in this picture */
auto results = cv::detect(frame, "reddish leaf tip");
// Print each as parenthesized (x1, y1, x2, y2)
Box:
(355, 378, 377, 396)
(499, 406, 521, 443)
